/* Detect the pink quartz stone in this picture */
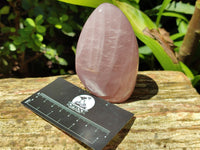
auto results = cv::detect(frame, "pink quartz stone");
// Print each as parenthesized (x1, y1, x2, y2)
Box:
(76, 3, 139, 103)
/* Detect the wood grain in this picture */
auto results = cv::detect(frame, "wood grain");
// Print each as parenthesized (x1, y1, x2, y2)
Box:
(0, 71, 200, 150)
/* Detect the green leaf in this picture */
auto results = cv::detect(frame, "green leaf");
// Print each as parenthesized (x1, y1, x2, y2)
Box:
(33, 6, 45, 17)
(10, 27, 16, 32)
(115, 1, 181, 71)
(174, 41, 183, 47)
(179, 62, 194, 80)
(57, 57, 68, 66)
(170, 33, 185, 41)
(32, 34, 43, 47)
(36, 25, 46, 33)
(58, 0, 113, 8)
(2, 58, 8, 66)
(47, 17, 59, 24)
(62, 24, 75, 37)
(63, 31, 75, 37)
(13, 37, 23, 45)
(156, 0, 172, 27)
(55, 24, 62, 29)
(35, 33, 43, 42)
(0, 6, 10, 15)
(162, 12, 189, 22)
(115, 1, 156, 31)
(173, 41, 183, 52)
(142, 35, 181, 70)
(139, 53, 145, 59)
(164, 1, 195, 15)
(1, 27, 11, 33)
(197, 0, 200, 9)
(21, 0, 33, 10)
(59, 14, 69, 22)
(60, 69, 66, 75)
(8, 43, 17, 51)
(44, 47, 58, 59)
(139, 46, 152, 55)
(72, 45, 76, 54)
(146, 1, 195, 15)
(20, 44, 26, 52)
(22, 26, 34, 33)
(69, 5, 78, 13)
(18, 28, 33, 38)
(177, 19, 188, 34)
(35, 15, 44, 25)
(192, 75, 200, 86)
(25, 18, 36, 27)
(127, 0, 140, 4)
(52, 69, 58, 74)
(8, 13, 16, 20)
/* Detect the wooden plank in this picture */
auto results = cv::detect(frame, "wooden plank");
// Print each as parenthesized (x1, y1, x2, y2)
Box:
(0, 71, 200, 149)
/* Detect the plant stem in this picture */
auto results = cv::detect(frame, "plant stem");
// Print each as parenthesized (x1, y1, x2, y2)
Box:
(19, 51, 29, 76)
(156, 0, 172, 27)
(25, 52, 43, 64)
(177, 0, 200, 65)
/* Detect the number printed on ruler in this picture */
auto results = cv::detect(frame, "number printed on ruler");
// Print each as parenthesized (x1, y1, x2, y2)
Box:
(25, 92, 111, 144)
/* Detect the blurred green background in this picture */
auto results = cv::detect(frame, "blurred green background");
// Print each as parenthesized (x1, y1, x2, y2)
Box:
(0, 0, 93, 77)
(0, 0, 199, 95)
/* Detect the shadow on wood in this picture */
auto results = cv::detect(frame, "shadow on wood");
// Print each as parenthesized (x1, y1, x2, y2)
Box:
(1, 71, 200, 149)
(60, 116, 136, 150)
(128, 74, 159, 102)
(103, 117, 136, 150)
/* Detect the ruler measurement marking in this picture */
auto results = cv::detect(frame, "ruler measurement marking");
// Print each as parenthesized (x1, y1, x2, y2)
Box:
(93, 137, 99, 144)
(38, 93, 110, 135)
(47, 110, 54, 116)
(24, 92, 111, 144)
(21, 78, 134, 150)
(69, 123, 75, 129)
(25, 102, 96, 144)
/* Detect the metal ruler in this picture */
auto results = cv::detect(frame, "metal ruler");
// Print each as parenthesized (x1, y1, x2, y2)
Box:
(22, 78, 133, 150)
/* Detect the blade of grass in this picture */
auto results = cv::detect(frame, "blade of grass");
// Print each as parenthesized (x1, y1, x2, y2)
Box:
(170, 33, 185, 40)
(114, 0, 181, 71)
(156, 0, 172, 27)
(165, 1, 195, 14)
(58, 0, 113, 8)
(179, 61, 194, 80)
(146, 1, 195, 15)
(162, 12, 189, 22)
(192, 75, 200, 86)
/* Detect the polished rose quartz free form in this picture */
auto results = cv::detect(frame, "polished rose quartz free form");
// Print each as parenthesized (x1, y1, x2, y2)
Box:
(76, 3, 139, 103)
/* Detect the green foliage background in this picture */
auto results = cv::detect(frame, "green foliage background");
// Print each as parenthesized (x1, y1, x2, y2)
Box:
(0, 0, 92, 77)
(0, 0, 199, 92)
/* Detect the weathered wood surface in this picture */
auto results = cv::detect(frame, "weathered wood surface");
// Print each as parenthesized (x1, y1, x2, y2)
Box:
(0, 71, 200, 150)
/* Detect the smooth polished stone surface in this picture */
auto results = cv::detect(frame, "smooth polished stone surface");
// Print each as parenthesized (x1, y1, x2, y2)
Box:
(76, 3, 139, 103)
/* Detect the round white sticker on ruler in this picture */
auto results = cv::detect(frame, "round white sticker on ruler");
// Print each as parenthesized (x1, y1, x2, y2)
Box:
(68, 95, 95, 114)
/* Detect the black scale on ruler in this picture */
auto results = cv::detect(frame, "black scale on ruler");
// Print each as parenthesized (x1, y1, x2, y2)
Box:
(21, 78, 134, 150)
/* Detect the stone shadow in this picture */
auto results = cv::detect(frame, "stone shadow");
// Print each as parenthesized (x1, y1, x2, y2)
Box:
(103, 117, 135, 150)
(127, 74, 159, 102)
(62, 75, 158, 149)
(70, 117, 135, 150)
